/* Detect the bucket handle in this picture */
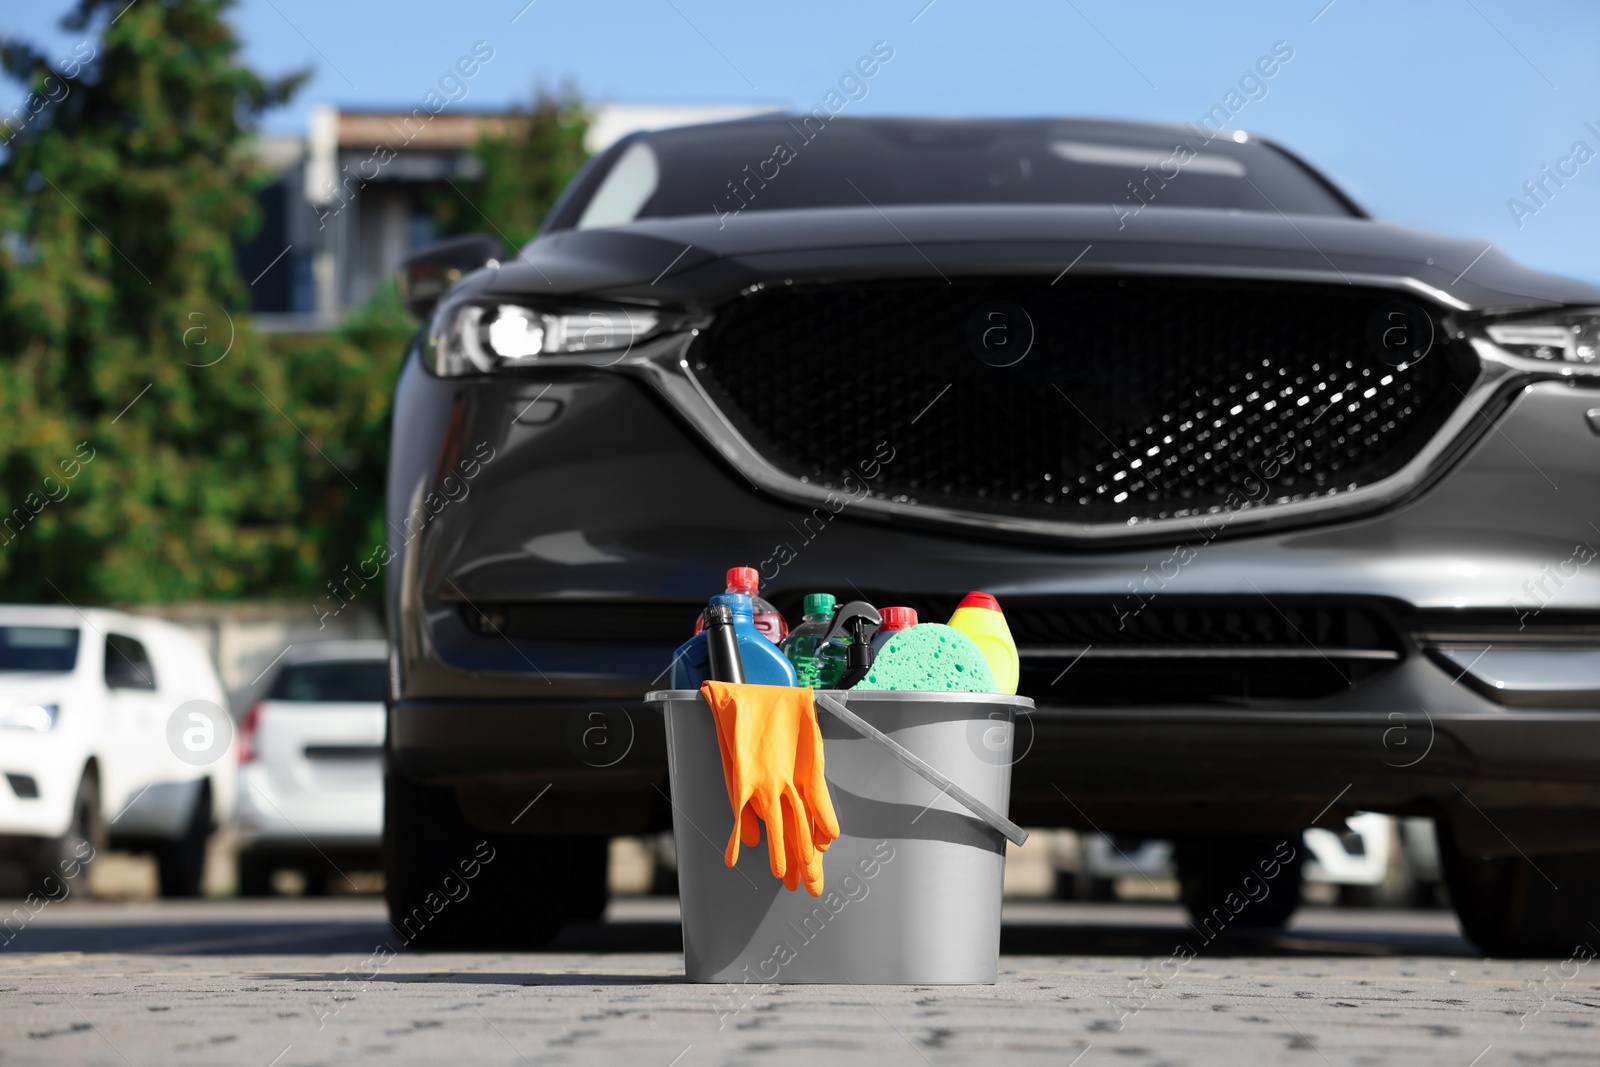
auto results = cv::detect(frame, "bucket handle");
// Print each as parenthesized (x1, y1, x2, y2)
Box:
(812, 692, 1029, 847)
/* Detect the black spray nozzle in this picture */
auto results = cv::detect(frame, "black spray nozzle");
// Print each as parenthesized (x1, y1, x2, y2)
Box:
(819, 600, 882, 646)
(702, 604, 745, 684)
(820, 601, 882, 689)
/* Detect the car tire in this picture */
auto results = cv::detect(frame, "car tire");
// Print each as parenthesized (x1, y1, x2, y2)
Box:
(238, 851, 276, 897)
(1440, 832, 1600, 957)
(1081, 874, 1117, 902)
(1052, 870, 1117, 901)
(384, 764, 570, 949)
(565, 837, 610, 923)
(1175, 835, 1303, 931)
(1337, 883, 1377, 908)
(301, 866, 330, 897)
(649, 856, 679, 897)
(30, 769, 104, 896)
(155, 785, 210, 899)
(648, 833, 679, 896)
(1409, 879, 1445, 909)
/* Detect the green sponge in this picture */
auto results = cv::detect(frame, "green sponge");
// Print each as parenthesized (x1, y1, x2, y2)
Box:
(852, 623, 997, 692)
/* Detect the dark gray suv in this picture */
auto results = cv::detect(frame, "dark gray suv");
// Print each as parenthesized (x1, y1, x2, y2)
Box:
(383, 116, 1600, 955)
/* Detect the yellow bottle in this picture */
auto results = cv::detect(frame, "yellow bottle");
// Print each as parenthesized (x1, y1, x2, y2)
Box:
(946, 591, 1019, 695)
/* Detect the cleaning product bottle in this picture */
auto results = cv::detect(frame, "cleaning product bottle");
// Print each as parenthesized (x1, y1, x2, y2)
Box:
(780, 593, 849, 689)
(670, 594, 797, 689)
(692, 566, 789, 643)
(870, 607, 918, 655)
(947, 591, 1019, 695)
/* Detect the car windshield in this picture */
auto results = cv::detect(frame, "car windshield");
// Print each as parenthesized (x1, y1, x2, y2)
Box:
(0, 626, 80, 672)
(562, 118, 1353, 229)
(268, 661, 386, 703)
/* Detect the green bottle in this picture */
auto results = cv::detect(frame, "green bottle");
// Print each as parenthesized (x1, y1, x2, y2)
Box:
(781, 593, 849, 688)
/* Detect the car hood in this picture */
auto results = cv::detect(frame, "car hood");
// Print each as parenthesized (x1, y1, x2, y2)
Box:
(471, 204, 1600, 312)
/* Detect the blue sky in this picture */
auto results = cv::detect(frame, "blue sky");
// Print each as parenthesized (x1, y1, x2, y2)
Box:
(9, 0, 1600, 283)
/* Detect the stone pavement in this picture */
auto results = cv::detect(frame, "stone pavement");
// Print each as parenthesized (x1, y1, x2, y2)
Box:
(2, 898, 1594, 1066)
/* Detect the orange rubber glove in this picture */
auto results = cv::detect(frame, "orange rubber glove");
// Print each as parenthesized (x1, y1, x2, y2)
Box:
(700, 681, 840, 895)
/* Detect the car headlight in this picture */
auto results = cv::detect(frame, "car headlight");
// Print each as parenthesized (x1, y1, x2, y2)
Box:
(1486, 310, 1600, 364)
(0, 703, 58, 731)
(428, 302, 661, 375)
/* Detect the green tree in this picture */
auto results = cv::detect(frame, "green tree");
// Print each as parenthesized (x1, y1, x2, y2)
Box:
(0, 0, 411, 604)
(431, 90, 590, 249)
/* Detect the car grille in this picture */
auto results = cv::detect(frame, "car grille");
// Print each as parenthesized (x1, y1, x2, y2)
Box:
(1009, 597, 1404, 704)
(690, 278, 1480, 528)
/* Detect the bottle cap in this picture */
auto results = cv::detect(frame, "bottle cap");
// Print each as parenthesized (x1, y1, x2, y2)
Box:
(879, 606, 917, 631)
(725, 566, 759, 595)
(802, 592, 837, 618)
(957, 591, 1002, 612)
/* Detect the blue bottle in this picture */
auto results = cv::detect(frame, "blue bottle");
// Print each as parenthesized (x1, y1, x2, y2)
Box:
(669, 594, 797, 688)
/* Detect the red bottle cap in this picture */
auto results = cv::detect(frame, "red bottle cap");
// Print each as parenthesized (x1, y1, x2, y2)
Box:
(957, 591, 1002, 612)
(879, 606, 918, 632)
(725, 566, 760, 595)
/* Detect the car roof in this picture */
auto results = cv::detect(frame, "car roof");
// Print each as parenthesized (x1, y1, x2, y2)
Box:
(641, 113, 1237, 141)
(278, 640, 389, 665)
(0, 604, 146, 630)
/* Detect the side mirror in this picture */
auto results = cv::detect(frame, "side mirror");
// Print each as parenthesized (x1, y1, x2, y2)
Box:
(400, 233, 506, 321)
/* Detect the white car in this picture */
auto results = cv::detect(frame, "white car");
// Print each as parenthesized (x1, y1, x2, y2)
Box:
(234, 641, 387, 895)
(0, 606, 235, 897)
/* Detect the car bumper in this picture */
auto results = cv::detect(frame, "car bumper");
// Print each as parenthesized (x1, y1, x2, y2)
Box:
(0, 734, 82, 839)
(234, 767, 382, 847)
(0, 785, 72, 839)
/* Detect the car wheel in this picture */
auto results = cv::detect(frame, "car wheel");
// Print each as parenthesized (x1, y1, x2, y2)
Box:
(30, 770, 104, 896)
(1175, 835, 1303, 931)
(1081, 874, 1117, 902)
(565, 837, 610, 923)
(649, 856, 679, 896)
(648, 833, 679, 897)
(1440, 832, 1600, 956)
(1052, 870, 1117, 901)
(156, 786, 210, 898)
(384, 764, 570, 949)
(1337, 883, 1377, 908)
(1409, 879, 1446, 909)
(301, 866, 330, 897)
(237, 851, 275, 897)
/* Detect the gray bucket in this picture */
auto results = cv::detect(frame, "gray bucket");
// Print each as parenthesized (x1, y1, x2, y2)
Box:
(646, 688, 1033, 985)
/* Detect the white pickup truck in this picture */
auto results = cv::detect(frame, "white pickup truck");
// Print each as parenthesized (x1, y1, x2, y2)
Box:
(0, 606, 234, 897)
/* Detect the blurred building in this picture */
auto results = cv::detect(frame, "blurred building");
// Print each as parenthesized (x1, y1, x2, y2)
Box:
(237, 102, 780, 331)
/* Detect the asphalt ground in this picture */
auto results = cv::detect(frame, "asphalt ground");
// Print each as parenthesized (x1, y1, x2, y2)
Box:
(3, 896, 1593, 1066)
